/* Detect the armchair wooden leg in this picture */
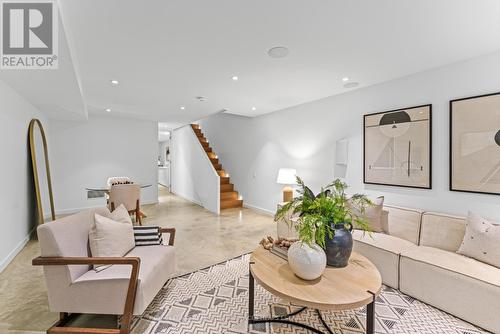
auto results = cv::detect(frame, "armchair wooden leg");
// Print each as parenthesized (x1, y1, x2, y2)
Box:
(136, 199, 142, 226)
(136, 209, 142, 226)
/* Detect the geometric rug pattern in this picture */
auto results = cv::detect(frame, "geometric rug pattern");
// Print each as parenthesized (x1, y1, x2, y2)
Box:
(131, 254, 490, 334)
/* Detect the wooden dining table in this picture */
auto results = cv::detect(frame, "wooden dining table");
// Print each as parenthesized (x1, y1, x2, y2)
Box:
(85, 184, 152, 218)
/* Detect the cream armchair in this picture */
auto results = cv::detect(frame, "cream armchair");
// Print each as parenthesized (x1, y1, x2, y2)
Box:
(32, 207, 176, 334)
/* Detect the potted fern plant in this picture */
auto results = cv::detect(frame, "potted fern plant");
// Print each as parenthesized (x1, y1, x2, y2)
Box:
(275, 177, 372, 271)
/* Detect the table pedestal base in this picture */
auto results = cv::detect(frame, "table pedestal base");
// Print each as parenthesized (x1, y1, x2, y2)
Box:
(248, 265, 376, 334)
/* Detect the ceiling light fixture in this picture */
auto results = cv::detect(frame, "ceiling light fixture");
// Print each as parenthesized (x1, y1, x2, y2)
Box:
(105, 108, 111, 112)
(268, 46, 289, 58)
(251, 107, 256, 111)
(342, 77, 349, 82)
(231, 75, 239, 81)
(343, 82, 359, 89)
(110, 79, 119, 85)
(180, 106, 185, 110)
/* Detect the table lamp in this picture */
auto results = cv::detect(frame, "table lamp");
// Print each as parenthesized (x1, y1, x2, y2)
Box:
(276, 168, 297, 202)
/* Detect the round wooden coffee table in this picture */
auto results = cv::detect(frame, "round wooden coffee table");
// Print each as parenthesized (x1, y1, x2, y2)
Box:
(248, 247, 382, 334)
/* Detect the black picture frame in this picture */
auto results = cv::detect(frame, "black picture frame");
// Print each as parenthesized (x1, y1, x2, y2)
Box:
(363, 104, 432, 189)
(449, 91, 500, 195)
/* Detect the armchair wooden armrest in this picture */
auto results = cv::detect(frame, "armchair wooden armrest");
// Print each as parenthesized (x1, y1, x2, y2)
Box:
(32, 256, 140, 334)
(160, 227, 176, 246)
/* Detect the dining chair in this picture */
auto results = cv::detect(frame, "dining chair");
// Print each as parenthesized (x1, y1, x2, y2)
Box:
(108, 184, 142, 225)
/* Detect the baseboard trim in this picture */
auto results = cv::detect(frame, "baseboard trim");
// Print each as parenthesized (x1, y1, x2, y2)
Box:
(0, 226, 36, 274)
(170, 190, 203, 207)
(169, 190, 221, 215)
(243, 202, 274, 216)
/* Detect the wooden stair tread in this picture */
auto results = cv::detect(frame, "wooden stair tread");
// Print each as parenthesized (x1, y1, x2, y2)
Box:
(220, 191, 238, 200)
(220, 199, 243, 209)
(220, 184, 234, 192)
(220, 176, 230, 184)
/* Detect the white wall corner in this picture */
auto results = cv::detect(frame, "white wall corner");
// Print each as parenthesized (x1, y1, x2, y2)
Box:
(0, 226, 37, 274)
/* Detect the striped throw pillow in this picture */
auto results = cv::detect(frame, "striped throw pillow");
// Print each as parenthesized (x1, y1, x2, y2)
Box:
(133, 226, 163, 246)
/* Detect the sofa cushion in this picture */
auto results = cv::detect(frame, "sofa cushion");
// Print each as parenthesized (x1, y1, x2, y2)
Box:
(420, 212, 466, 252)
(73, 245, 176, 315)
(400, 246, 500, 333)
(108, 204, 132, 224)
(352, 196, 385, 232)
(401, 246, 500, 287)
(89, 214, 135, 272)
(352, 230, 417, 289)
(458, 211, 500, 269)
(384, 205, 422, 244)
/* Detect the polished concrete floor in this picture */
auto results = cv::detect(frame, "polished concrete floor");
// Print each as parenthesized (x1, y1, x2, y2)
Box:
(0, 187, 275, 333)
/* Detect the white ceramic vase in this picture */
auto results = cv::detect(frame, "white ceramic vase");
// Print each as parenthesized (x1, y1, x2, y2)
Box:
(287, 242, 327, 280)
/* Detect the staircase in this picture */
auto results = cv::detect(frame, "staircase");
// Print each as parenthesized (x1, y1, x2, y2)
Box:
(191, 124, 243, 210)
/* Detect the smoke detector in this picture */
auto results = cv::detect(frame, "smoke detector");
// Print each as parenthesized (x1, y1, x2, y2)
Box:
(268, 46, 289, 58)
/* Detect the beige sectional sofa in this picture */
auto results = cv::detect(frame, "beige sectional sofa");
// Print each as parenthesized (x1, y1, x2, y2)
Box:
(354, 206, 500, 333)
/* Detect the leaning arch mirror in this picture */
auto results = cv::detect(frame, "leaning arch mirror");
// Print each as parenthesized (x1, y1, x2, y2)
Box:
(29, 119, 55, 225)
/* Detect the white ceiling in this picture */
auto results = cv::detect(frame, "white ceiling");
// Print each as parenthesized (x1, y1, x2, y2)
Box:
(4, 0, 500, 127)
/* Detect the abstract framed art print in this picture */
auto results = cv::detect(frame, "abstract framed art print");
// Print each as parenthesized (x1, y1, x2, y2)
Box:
(450, 92, 500, 195)
(364, 105, 432, 189)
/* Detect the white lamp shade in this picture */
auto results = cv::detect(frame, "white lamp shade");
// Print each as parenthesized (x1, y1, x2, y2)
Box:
(277, 168, 297, 185)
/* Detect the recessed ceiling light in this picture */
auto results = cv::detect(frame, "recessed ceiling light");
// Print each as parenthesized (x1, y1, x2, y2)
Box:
(251, 107, 256, 111)
(268, 46, 289, 58)
(110, 79, 119, 85)
(342, 77, 349, 82)
(180, 106, 185, 110)
(105, 108, 111, 112)
(343, 82, 359, 89)
(231, 76, 239, 81)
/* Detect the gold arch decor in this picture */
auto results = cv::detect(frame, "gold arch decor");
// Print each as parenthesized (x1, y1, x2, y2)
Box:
(29, 119, 55, 225)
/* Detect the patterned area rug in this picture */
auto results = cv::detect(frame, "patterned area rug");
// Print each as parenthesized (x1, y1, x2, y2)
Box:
(131, 254, 489, 334)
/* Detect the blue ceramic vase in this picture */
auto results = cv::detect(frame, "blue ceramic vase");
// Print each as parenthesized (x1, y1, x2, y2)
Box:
(325, 223, 353, 268)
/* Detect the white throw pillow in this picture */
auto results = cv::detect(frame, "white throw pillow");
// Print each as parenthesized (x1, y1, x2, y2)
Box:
(457, 211, 500, 269)
(89, 213, 135, 272)
(108, 204, 132, 224)
(351, 196, 385, 232)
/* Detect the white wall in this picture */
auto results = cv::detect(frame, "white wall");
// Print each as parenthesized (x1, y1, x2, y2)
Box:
(171, 125, 220, 214)
(50, 115, 158, 213)
(0, 80, 48, 272)
(198, 51, 500, 218)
